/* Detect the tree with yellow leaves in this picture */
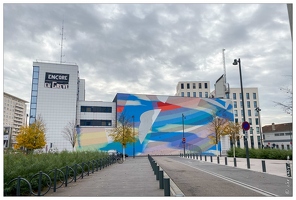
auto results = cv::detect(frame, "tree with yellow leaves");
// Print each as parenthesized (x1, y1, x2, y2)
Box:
(224, 121, 242, 157)
(14, 116, 46, 154)
(208, 111, 229, 156)
(108, 113, 137, 160)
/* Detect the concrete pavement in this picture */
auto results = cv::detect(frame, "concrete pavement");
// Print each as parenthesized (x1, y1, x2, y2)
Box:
(45, 155, 293, 197)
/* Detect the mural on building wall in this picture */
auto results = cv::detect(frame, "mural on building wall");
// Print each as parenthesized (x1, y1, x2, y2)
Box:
(76, 93, 234, 156)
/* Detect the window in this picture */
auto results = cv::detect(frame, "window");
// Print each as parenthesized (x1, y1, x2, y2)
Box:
(256, 127, 259, 134)
(287, 145, 290, 150)
(234, 101, 237, 108)
(240, 101, 243, 107)
(240, 93, 242, 100)
(248, 118, 252, 124)
(204, 83, 208, 89)
(205, 92, 208, 98)
(187, 83, 190, 89)
(80, 120, 112, 126)
(234, 110, 238, 117)
(181, 92, 184, 97)
(199, 92, 202, 97)
(235, 118, 238, 123)
(81, 106, 112, 113)
(246, 93, 250, 99)
(281, 144, 285, 150)
(247, 101, 250, 108)
(250, 136, 254, 148)
(253, 93, 257, 99)
(193, 83, 196, 89)
(254, 101, 257, 108)
(193, 92, 196, 97)
(199, 83, 202, 89)
(181, 83, 184, 89)
(248, 110, 251, 116)
(241, 110, 244, 116)
(233, 93, 236, 100)
(187, 92, 190, 97)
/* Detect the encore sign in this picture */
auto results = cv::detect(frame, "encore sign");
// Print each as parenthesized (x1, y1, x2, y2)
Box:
(44, 72, 70, 89)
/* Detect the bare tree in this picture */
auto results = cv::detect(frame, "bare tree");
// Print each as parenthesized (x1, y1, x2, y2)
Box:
(62, 120, 78, 151)
(273, 87, 292, 115)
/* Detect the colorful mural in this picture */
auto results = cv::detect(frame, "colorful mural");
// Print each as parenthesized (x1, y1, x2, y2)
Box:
(76, 93, 234, 156)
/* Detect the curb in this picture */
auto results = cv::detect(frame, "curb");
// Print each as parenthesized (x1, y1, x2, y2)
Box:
(161, 167, 185, 197)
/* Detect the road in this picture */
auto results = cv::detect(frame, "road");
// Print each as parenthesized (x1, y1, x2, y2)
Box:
(153, 156, 293, 197)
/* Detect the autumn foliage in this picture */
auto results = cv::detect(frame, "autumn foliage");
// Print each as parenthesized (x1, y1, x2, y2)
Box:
(14, 119, 47, 152)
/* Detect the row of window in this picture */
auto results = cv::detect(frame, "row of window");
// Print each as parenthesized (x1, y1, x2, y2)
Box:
(233, 101, 257, 108)
(80, 106, 112, 113)
(233, 92, 256, 100)
(234, 109, 257, 117)
(180, 82, 208, 89)
(29, 66, 39, 124)
(181, 91, 209, 98)
(274, 132, 292, 136)
(80, 120, 112, 126)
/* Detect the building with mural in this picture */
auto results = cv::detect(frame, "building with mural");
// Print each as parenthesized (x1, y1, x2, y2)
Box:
(29, 61, 233, 155)
(76, 93, 233, 156)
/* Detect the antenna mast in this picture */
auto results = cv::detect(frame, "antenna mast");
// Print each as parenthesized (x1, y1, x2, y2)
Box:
(60, 20, 65, 63)
(222, 48, 226, 83)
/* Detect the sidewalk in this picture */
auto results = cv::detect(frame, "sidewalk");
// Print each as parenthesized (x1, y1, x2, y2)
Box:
(184, 155, 293, 178)
(46, 156, 164, 197)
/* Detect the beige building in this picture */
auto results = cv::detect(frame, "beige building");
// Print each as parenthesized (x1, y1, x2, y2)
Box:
(175, 81, 211, 98)
(3, 92, 28, 148)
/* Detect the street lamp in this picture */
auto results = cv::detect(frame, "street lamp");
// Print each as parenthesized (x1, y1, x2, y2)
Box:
(255, 107, 263, 149)
(182, 113, 186, 156)
(233, 58, 250, 169)
(132, 115, 135, 158)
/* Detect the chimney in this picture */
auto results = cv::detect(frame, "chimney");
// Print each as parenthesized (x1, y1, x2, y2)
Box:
(272, 123, 275, 131)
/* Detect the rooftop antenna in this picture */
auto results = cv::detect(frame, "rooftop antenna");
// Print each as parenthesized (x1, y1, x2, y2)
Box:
(222, 48, 226, 83)
(222, 48, 230, 97)
(60, 19, 65, 63)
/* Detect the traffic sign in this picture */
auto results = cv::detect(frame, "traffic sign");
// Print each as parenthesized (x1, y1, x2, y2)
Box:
(182, 137, 186, 143)
(242, 121, 250, 131)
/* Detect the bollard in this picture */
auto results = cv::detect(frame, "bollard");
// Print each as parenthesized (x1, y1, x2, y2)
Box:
(159, 171, 164, 189)
(200, 155, 202, 160)
(210, 156, 213, 162)
(262, 160, 266, 172)
(217, 156, 220, 164)
(234, 157, 237, 167)
(205, 155, 207, 161)
(225, 157, 227, 165)
(164, 178, 170, 196)
(156, 165, 160, 180)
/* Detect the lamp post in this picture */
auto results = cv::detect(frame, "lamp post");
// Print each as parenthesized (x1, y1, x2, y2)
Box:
(255, 107, 263, 149)
(182, 113, 186, 156)
(132, 115, 135, 158)
(233, 58, 250, 169)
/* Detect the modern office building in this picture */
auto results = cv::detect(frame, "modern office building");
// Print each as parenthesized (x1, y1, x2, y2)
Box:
(29, 61, 80, 151)
(262, 122, 292, 150)
(228, 88, 262, 149)
(175, 81, 211, 98)
(3, 92, 28, 148)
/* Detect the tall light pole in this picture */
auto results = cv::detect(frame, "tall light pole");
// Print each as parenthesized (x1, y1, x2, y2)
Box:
(233, 58, 250, 169)
(182, 113, 186, 156)
(255, 107, 263, 149)
(132, 115, 135, 158)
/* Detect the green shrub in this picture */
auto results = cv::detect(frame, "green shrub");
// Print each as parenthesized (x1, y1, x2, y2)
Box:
(4, 149, 108, 196)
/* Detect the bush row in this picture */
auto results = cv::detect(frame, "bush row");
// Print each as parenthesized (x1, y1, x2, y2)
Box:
(4, 149, 108, 195)
(227, 147, 292, 160)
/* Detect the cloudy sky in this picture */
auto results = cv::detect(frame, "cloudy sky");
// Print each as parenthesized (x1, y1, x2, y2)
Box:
(2, 2, 293, 127)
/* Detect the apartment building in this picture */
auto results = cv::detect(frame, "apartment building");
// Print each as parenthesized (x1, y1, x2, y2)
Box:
(3, 92, 28, 148)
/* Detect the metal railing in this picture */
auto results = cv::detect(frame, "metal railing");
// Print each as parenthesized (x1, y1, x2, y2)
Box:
(4, 155, 116, 196)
